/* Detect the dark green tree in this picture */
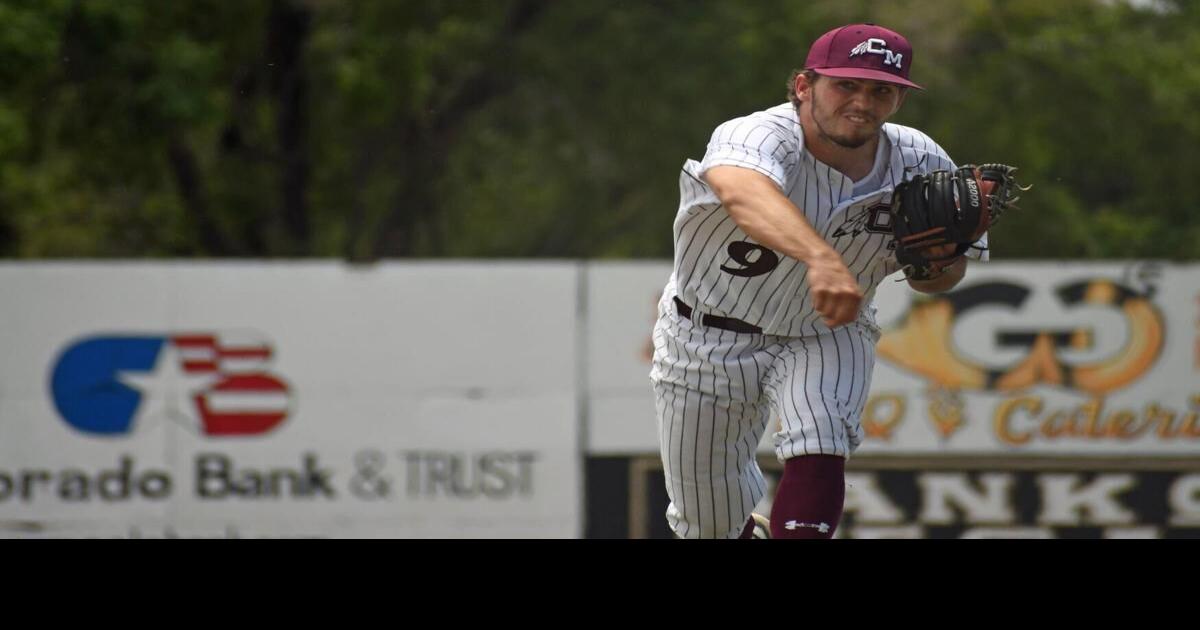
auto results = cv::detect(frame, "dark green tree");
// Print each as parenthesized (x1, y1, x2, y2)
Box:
(0, 0, 1194, 261)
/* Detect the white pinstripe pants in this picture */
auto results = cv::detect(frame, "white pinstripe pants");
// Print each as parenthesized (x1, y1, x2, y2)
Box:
(649, 297, 879, 539)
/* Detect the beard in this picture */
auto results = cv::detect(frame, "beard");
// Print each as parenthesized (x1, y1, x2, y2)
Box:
(810, 97, 876, 149)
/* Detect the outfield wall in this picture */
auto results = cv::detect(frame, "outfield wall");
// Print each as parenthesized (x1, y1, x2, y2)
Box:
(1, 260, 1196, 538)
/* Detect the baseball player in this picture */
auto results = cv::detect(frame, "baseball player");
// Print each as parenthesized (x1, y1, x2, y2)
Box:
(649, 23, 989, 539)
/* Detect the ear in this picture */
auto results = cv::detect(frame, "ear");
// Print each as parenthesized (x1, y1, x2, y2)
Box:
(795, 73, 813, 102)
(892, 88, 908, 114)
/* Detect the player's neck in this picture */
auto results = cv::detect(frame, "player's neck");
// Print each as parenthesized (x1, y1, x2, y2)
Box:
(797, 103, 882, 181)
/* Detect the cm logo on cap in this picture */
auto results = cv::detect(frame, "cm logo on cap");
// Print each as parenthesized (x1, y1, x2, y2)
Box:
(849, 38, 904, 69)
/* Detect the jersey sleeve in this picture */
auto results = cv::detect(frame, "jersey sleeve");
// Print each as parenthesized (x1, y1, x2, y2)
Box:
(966, 232, 990, 262)
(697, 116, 797, 190)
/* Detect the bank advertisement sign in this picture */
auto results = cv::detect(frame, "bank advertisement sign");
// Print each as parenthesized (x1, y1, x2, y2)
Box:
(0, 263, 580, 538)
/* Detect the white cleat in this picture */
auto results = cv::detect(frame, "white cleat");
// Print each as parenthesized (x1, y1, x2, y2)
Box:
(751, 513, 771, 540)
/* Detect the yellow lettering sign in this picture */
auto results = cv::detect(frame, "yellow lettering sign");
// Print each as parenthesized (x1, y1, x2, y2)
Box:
(993, 395, 1200, 444)
(994, 396, 1042, 446)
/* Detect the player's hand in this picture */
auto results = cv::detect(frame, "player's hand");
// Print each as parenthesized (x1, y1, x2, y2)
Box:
(808, 252, 863, 327)
(924, 244, 956, 260)
(921, 244, 958, 271)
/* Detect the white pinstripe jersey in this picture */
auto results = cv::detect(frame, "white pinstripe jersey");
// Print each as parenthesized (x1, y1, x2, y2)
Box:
(669, 102, 989, 337)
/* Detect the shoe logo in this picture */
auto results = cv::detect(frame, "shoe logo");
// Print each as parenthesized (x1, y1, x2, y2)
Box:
(784, 520, 831, 534)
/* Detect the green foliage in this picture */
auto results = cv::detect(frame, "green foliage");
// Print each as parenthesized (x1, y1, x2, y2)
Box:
(0, 0, 1195, 260)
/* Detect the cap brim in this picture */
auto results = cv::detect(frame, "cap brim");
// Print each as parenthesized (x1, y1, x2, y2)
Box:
(811, 67, 923, 90)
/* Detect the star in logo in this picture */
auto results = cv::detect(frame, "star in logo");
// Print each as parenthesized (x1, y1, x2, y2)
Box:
(116, 344, 218, 434)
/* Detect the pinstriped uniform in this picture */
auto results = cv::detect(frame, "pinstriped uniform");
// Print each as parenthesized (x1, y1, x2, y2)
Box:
(649, 103, 988, 538)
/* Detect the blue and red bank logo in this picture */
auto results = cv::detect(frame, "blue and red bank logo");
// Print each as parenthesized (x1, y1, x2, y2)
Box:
(50, 332, 292, 437)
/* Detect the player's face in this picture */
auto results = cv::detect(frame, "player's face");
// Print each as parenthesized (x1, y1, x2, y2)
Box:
(798, 75, 905, 149)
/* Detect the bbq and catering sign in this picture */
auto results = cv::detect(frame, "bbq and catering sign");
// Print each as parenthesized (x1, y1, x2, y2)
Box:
(861, 262, 1200, 454)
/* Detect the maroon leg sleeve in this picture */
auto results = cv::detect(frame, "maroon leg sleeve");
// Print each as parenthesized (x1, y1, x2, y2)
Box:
(769, 455, 846, 539)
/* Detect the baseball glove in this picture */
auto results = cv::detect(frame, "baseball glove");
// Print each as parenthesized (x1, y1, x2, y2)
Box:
(891, 163, 1025, 281)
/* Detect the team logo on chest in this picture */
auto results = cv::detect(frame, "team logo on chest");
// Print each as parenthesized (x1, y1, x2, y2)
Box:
(832, 203, 894, 239)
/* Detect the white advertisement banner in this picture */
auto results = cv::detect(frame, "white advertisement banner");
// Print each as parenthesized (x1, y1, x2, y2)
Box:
(0, 262, 580, 538)
(586, 260, 1200, 456)
(584, 261, 674, 454)
(4, 259, 1195, 536)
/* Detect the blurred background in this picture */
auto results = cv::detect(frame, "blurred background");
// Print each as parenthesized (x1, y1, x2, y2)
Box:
(2, 0, 1197, 261)
(1, 0, 1197, 538)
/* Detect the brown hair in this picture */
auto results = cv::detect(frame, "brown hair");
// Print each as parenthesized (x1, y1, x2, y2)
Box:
(786, 70, 819, 109)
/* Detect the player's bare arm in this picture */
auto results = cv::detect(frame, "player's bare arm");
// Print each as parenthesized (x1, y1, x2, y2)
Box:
(704, 164, 862, 327)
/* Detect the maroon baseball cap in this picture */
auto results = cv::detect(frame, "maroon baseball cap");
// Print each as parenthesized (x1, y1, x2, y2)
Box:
(804, 23, 922, 90)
